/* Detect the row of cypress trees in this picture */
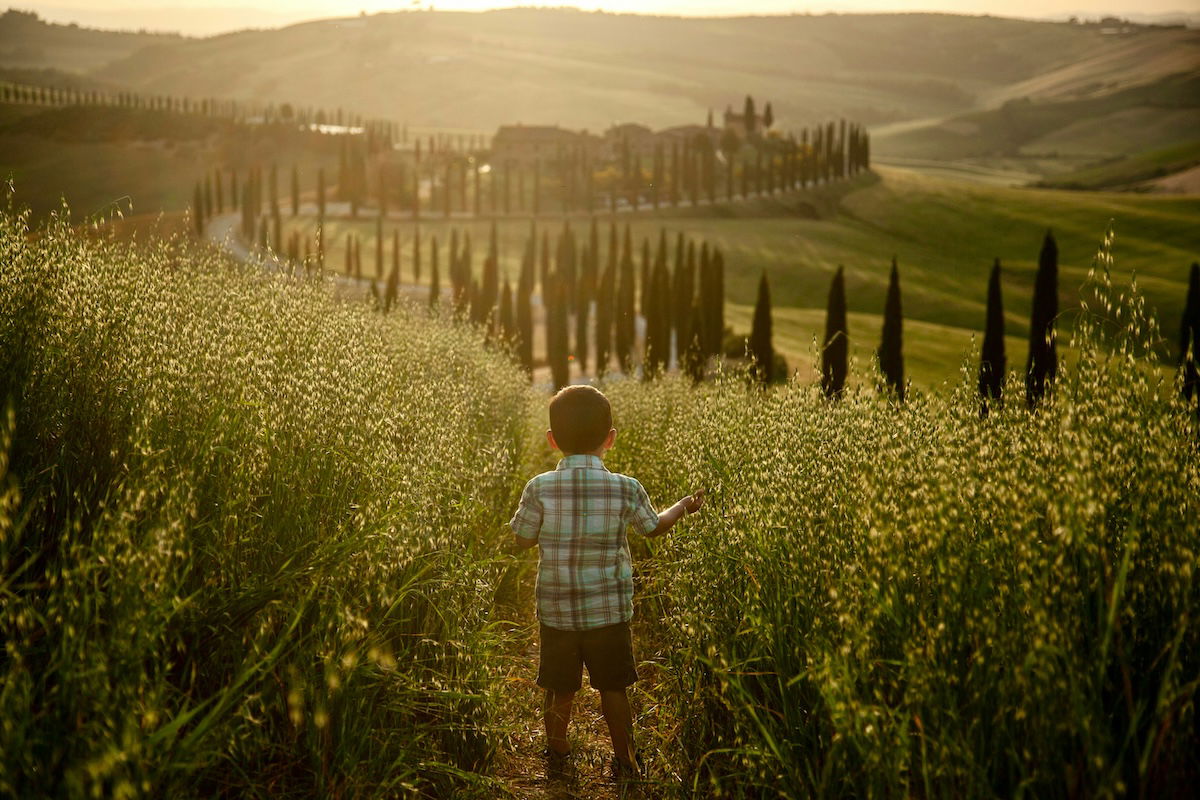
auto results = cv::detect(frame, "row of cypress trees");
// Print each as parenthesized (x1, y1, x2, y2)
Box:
(747, 235, 1060, 406)
(746, 233, 1199, 418)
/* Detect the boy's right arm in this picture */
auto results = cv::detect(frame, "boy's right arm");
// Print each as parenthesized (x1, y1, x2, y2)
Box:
(508, 478, 542, 551)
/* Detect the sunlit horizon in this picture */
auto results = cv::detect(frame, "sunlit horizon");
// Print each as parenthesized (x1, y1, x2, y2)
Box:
(20, 0, 1199, 38)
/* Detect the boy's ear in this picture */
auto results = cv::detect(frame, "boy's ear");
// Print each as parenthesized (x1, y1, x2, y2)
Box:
(546, 429, 559, 451)
(604, 428, 617, 449)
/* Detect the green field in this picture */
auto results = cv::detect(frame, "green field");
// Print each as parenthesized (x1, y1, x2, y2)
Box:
(283, 166, 1200, 388)
(3, 206, 1197, 798)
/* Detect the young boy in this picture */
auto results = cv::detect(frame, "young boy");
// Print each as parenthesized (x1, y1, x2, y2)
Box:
(509, 385, 705, 777)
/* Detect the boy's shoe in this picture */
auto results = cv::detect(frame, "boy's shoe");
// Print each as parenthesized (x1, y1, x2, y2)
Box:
(545, 747, 573, 780)
(611, 752, 643, 782)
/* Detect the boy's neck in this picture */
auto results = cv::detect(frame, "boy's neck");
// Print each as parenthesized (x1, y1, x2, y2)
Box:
(564, 449, 607, 460)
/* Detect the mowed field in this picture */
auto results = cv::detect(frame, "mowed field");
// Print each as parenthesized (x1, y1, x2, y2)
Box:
(279, 166, 1200, 388)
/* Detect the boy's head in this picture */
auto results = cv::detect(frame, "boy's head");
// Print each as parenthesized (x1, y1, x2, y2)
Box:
(548, 385, 615, 455)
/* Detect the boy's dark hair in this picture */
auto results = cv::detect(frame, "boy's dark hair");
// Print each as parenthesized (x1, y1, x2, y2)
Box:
(549, 385, 613, 454)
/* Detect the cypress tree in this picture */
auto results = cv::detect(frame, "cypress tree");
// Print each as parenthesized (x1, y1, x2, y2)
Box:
(499, 278, 515, 345)
(684, 314, 705, 383)
(650, 250, 671, 376)
(594, 257, 614, 377)
(291, 164, 300, 216)
(711, 248, 725, 356)
(413, 227, 422, 284)
(574, 245, 591, 375)
(822, 266, 849, 399)
(1025, 230, 1059, 409)
(375, 215, 384, 279)
(642, 255, 661, 378)
(429, 236, 439, 309)
(877, 257, 904, 401)
(317, 168, 326, 220)
(743, 95, 756, 138)
(749, 271, 773, 384)
(546, 273, 570, 390)
(192, 182, 204, 236)
(1180, 262, 1200, 407)
(384, 253, 400, 312)
(475, 222, 500, 329)
(215, 167, 224, 213)
(392, 229, 400, 285)
(203, 174, 213, 219)
(517, 239, 535, 374)
(979, 258, 1007, 414)
(615, 228, 636, 373)
(540, 230, 551, 300)
(231, 169, 239, 212)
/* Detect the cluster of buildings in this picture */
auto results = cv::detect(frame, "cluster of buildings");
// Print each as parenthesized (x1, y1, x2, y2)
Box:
(490, 107, 768, 167)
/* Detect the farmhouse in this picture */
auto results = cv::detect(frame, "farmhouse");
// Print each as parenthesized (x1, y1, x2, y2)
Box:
(491, 124, 598, 166)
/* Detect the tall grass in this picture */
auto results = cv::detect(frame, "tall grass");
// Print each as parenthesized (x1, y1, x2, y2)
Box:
(0, 206, 531, 797)
(603, 233, 1199, 797)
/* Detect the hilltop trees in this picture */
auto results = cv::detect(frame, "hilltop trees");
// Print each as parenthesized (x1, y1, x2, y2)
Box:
(877, 257, 904, 401)
(979, 259, 1007, 415)
(1026, 231, 1059, 408)
(822, 267, 848, 399)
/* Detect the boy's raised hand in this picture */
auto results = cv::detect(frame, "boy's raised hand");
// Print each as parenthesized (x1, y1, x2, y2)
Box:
(682, 488, 706, 515)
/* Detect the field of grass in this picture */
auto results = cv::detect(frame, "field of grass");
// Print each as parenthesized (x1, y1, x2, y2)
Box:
(3, 205, 1197, 797)
(282, 166, 1200, 388)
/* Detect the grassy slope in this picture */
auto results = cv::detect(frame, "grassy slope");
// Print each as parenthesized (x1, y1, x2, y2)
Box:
(285, 166, 1200, 387)
(85, 11, 1115, 131)
(875, 70, 1200, 186)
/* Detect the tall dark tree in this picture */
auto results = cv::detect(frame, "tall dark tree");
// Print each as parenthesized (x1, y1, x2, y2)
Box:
(822, 266, 849, 399)
(1180, 262, 1200, 407)
(979, 258, 1007, 414)
(517, 240, 535, 374)
(594, 257, 615, 377)
(475, 221, 500, 329)
(192, 182, 204, 236)
(574, 244, 591, 374)
(877, 257, 904, 401)
(743, 95, 757, 138)
(375, 216, 384, 279)
(711, 247, 725, 356)
(392, 229, 400, 286)
(546, 273, 570, 390)
(763, 102, 774, 130)
(749, 271, 774, 384)
(215, 167, 224, 213)
(384, 253, 400, 312)
(615, 228, 637, 373)
(428, 236, 440, 309)
(499, 278, 515, 346)
(1025, 231, 1059, 409)
(291, 164, 300, 217)
(413, 227, 422, 284)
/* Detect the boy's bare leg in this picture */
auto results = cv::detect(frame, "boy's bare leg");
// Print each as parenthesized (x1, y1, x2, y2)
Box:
(599, 689, 637, 766)
(543, 689, 575, 754)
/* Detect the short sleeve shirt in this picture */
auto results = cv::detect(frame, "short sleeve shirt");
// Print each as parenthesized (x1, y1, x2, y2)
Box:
(510, 454, 659, 631)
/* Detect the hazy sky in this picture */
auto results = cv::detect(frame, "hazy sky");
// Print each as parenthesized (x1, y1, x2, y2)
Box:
(25, 1, 1200, 37)
(30, 1, 1200, 17)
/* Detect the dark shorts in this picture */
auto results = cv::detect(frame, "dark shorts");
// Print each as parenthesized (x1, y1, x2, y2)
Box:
(537, 620, 638, 693)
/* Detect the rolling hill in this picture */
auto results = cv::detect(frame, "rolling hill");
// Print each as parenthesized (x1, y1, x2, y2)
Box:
(1, 8, 1190, 136)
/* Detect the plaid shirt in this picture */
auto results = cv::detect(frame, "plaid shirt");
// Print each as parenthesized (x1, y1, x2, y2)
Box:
(510, 454, 660, 631)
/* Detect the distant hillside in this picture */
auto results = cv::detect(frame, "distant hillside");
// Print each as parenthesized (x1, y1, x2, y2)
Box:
(875, 70, 1200, 189)
(0, 8, 181, 72)
(2, 8, 1178, 133)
